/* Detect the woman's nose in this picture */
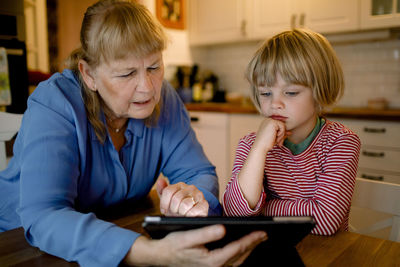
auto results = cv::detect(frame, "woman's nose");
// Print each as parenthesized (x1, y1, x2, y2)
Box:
(137, 72, 153, 93)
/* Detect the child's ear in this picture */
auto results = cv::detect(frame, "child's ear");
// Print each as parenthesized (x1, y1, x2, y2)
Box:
(78, 59, 97, 92)
(314, 100, 322, 114)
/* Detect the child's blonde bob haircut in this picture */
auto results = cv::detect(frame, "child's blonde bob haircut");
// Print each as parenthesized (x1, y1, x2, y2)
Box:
(246, 28, 344, 114)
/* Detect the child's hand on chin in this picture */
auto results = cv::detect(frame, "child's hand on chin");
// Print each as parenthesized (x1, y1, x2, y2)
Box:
(255, 118, 290, 152)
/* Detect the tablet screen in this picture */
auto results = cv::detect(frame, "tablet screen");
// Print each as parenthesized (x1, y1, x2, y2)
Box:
(142, 216, 315, 249)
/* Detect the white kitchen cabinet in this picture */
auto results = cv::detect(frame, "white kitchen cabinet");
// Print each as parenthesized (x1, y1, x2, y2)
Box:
(189, 111, 230, 198)
(251, 0, 359, 39)
(24, 0, 49, 72)
(188, 0, 246, 45)
(249, 0, 295, 38)
(334, 118, 400, 241)
(189, 111, 263, 197)
(300, 0, 359, 34)
(228, 113, 264, 170)
(331, 118, 400, 185)
(188, 0, 360, 45)
(361, 0, 400, 29)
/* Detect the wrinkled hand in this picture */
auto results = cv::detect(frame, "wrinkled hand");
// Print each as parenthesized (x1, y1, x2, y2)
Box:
(124, 225, 267, 266)
(156, 178, 209, 217)
(158, 225, 267, 267)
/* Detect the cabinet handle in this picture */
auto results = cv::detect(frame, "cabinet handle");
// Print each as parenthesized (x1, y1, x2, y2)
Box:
(362, 150, 385, 157)
(361, 174, 384, 181)
(299, 13, 305, 27)
(290, 14, 297, 29)
(241, 20, 247, 36)
(190, 116, 199, 122)
(363, 127, 386, 133)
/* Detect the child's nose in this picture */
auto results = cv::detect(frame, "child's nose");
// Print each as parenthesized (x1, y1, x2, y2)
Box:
(271, 95, 284, 109)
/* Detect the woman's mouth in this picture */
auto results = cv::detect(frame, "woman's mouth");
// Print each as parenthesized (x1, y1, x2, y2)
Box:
(133, 99, 151, 105)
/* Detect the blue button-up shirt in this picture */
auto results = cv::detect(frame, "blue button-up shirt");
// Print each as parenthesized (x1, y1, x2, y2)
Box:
(0, 69, 221, 266)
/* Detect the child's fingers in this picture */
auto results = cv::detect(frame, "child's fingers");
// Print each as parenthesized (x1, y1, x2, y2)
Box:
(275, 122, 287, 146)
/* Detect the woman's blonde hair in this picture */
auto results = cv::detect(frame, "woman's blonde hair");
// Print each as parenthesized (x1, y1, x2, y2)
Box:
(246, 28, 344, 114)
(66, 0, 167, 143)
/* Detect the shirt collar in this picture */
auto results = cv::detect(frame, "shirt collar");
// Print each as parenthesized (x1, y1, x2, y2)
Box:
(89, 111, 145, 141)
(284, 117, 325, 155)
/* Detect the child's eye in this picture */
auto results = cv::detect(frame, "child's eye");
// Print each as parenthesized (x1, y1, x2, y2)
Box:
(285, 91, 299, 96)
(260, 92, 271, 97)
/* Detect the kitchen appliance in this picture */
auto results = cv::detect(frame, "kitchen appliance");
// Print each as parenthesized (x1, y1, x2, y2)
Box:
(0, 0, 29, 114)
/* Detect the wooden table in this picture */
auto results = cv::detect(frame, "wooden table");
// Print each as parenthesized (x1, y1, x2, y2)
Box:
(1, 190, 399, 266)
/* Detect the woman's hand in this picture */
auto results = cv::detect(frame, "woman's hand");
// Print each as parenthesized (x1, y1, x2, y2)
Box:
(156, 178, 209, 217)
(124, 225, 267, 266)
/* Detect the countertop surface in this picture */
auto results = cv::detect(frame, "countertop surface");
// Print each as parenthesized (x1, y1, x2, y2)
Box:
(185, 102, 400, 121)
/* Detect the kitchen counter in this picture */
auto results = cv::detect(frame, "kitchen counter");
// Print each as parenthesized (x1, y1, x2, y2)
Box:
(185, 102, 400, 121)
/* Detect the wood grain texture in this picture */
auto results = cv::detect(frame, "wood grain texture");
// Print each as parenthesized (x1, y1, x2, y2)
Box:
(1, 190, 399, 266)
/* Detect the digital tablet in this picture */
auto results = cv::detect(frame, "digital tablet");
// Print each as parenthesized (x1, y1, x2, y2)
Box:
(142, 216, 315, 249)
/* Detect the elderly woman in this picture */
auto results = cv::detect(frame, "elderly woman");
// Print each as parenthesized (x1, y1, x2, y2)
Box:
(0, 0, 266, 266)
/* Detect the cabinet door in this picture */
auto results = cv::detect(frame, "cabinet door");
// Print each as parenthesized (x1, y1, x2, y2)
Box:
(250, 0, 294, 39)
(358, 168, 400, 184)
(302, 0, 359, 33)
(188, 0, 245, 45)
(361, 0, 400, 29)
(229, 114, 264, 171)
(359, 148, 400, 173)
(24, 0, 49, 72)
(335, 119, 400, 149)
(189, 112, 229, 198)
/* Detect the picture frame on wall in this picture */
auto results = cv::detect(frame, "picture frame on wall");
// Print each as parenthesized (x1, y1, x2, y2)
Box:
(156, 0, 185, 30)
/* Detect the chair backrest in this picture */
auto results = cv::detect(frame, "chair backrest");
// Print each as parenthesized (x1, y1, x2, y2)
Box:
(0, 111, 23, 171)
(350, 177, 400, 242)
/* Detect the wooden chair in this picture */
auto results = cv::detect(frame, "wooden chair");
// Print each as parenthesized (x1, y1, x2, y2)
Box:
(0, 111, 23, 171)
(349, 177, 400, 242)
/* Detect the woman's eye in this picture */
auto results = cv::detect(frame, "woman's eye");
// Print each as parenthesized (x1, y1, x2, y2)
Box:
(148, 66, 159, 72)
(119, 71, 136, 78)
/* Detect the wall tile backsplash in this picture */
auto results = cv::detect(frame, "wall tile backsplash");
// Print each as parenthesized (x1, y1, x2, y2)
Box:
(191, 36, 400, 108)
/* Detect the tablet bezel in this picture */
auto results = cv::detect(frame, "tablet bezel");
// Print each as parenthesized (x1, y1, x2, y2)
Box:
(142, 216, 315, 249)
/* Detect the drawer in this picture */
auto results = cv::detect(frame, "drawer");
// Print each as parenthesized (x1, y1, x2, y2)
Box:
(189, 111, 229, 128)
(189, 111, 230, 198)
(358, 169, 400, 185)
(358, 147, 400, 173)
(334, 119, 400, 149)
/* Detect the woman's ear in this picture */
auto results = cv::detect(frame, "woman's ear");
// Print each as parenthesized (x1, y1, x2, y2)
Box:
(78, 59, 96, 92)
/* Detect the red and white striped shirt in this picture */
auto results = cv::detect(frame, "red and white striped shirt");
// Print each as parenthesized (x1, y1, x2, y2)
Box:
(222, 120, 361, 235)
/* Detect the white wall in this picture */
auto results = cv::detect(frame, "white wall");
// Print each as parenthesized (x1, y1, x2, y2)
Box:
(191, 37, 400, 109)
(142, 0, 193, 67)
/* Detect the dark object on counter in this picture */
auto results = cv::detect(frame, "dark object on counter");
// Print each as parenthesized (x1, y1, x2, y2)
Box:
(189, 64, 198, 87)
(175, 66, 184, 88)
(177, 87, 192, 103)
(212, 89, 226, 103)
(176, 65, 193, 103)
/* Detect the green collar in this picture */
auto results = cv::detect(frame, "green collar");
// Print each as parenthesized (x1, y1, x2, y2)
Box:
(284, 117, 325, 155)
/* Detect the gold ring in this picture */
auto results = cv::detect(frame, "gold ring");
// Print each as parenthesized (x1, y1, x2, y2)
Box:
(190, 196, 197, 205)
